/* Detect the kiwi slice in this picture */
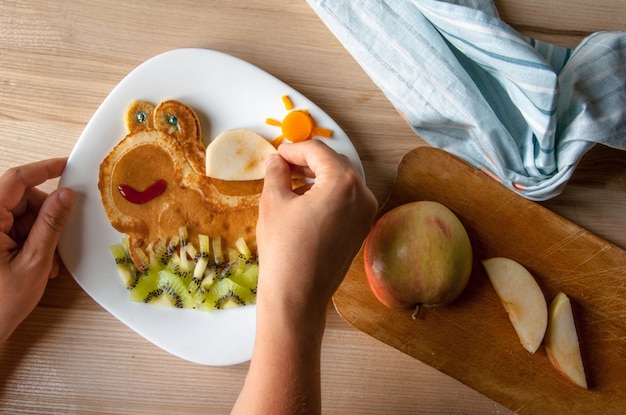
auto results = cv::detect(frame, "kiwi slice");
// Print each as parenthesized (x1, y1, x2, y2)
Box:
(218, 262, 234, 280)
(228, 262, 259, 291)
(165, 256, 194, 281)
(212, 235, 224, 264)
(110, 227, 259, 312)
(130, 270, 194, 309)
(178, 227, 191, 270)
(201, 278, 255, 310)
(193, 234, 210, 280)
(132, 246, 151, 274)
(235, 237, 252, 259)
(165, 236, 180, 262)
(110, 243, 142, 288)
(199, 263, 219, 291)
(151, 238, 170, 267)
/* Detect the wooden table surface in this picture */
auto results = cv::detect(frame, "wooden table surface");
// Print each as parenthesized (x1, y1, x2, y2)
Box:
(1, 1, 624, 414)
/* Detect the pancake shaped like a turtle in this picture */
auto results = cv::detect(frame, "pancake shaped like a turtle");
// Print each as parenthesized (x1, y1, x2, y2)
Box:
(98, 100, 262, 259)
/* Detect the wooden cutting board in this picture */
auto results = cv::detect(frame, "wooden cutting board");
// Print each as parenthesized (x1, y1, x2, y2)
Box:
(334, 146, 626, 414)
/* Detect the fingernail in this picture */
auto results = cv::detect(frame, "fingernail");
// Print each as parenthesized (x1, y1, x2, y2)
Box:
(265, 153, 277, 167)
(58, 188, 75, 208)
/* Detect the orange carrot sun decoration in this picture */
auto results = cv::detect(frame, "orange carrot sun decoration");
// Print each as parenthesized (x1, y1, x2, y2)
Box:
(266, 95, 333, 147)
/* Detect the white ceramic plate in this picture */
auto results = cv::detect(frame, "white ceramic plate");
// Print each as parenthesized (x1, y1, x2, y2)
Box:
(57, 48, 363, 366)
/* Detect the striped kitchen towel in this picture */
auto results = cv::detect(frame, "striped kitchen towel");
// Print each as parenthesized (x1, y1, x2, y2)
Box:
(306, 0, 626, 200)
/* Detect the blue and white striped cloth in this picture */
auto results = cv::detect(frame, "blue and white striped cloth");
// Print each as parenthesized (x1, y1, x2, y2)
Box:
(307, 0, 626, 200)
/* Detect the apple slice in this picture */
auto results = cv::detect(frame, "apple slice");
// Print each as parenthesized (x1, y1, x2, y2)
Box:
(546, 292, 588, 389)
(482, 257, 548, 353)
(205, 129, 277, 180)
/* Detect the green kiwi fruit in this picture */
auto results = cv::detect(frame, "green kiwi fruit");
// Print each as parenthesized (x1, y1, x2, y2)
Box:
(151, 238, 170, 267)
(193, 234, 210, 280)
(200, 263, 220, 291)
(130, 270, 194, 309)
(132, 246, 152, 274)
(227, 237, 259, 290)
(165, 236, 180, 262)
(109, 227, 258, 311)
(165, 257, 194, 281)
(178, 227, 191, 271)
(235, 237, 252, 259)
(201, 278, 256, 310)
(129, 271, 160, 302)
(228, 262, 259, 291)
(217, 262, 234, 280)
(110, 243, 143, 288)
(212, 235, 224, 264)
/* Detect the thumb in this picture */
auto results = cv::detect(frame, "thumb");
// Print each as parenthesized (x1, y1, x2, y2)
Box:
(21, 188, 75, 271)
(261, 153, 293, 201)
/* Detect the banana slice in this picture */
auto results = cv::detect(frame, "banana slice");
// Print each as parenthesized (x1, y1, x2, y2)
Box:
(205, 129, 277, 180)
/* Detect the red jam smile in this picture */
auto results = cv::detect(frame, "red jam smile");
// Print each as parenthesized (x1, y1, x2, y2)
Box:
(118, 180, 167, 204)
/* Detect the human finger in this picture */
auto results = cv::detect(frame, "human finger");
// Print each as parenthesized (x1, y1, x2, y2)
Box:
(0, 158, 67, 212)
(285, 163, 315, 180)
(8, 188, 48, 242)
(8, 186, 48, 223)
(261, 153, 295, 203)
(49, 252, 61, 279)
(16, 187, 74, 274)
(277, 140, 349, 179)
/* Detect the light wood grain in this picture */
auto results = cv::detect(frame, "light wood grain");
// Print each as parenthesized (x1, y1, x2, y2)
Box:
(0, 1, 624, 414)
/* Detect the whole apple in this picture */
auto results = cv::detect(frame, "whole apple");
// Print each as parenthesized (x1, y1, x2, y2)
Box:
(364, 201, 472, 316)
